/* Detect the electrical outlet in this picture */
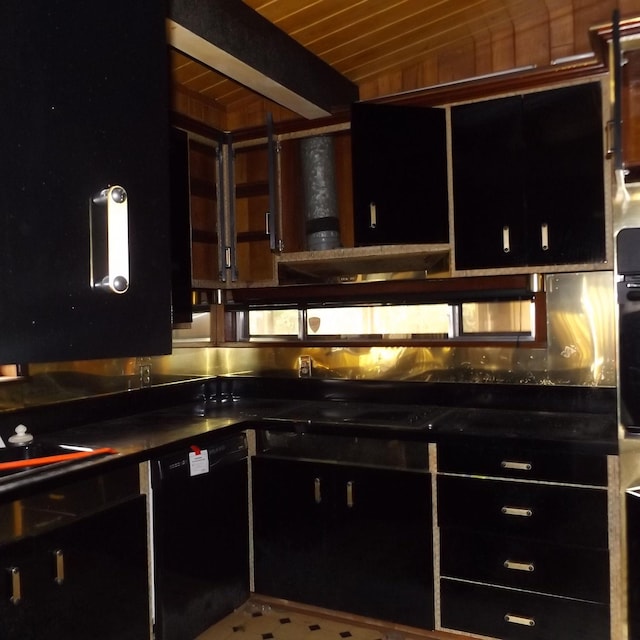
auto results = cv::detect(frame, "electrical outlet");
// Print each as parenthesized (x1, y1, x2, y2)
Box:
(298, 355, 312, 378)
(139, 364, 151, 387)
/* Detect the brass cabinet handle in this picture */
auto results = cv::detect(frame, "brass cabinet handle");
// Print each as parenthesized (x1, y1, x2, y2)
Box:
(540, 222, 549, 251)
(502, 225, 511, 253)
(501, 506, 533, 517)
(606, 119, 615, 158)
(505, 613, 535, 627)
(7, 567, 21, 605)
(501, 460, 532, 471)
(346, 481, 354, 508)
(369, 202, 377, 229)
(504, 559, 535, 572)
(314, 477, 322, 504)
(54, 549, 65, 585)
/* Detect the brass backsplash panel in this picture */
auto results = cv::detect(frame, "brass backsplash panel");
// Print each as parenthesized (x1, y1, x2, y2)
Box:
(159, 271, 615, 386)
(0, 271, 615, 413)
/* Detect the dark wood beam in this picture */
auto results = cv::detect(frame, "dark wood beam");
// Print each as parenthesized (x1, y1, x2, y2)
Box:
(167, 0, 359, 119)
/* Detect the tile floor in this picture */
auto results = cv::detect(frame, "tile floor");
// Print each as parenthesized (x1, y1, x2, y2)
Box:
(196, 601, 402, 640)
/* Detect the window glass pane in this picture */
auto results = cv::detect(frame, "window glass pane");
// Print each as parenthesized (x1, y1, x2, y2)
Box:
(461, 300, 533, 335)
(307, 304, 451, 338)
(249, 309, 299, 336)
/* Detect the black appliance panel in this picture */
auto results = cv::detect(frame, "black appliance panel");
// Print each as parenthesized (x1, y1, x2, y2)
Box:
(617, 228, 640, 432)
(152, 434, 249, 640)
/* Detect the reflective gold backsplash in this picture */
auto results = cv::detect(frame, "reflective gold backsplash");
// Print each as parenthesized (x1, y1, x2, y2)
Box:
(0, 271, 615, 413)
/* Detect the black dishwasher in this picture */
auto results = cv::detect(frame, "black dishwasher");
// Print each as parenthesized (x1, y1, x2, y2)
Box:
(152, 433, 249, 640)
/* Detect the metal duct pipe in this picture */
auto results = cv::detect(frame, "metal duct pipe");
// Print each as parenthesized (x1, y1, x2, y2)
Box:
(300, 136, 341, 251)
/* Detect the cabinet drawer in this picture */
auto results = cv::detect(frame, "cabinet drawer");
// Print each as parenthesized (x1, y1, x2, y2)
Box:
(437, 443, 607, 486)
(440, 528, 609, 602)
(437, 475, 608, 547)
(441, 579, 609, 640)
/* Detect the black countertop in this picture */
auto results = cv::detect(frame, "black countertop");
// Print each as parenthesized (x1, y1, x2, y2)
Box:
(0, 377, 618, 502)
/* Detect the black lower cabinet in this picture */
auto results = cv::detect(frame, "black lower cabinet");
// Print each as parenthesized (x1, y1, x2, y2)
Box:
(437, 444, 610, 640)
(628, 489, 640, 640)
(252, 456, 433, 629)
(440, 528, 609, 603)
(441, 580, 609, 640)
(0, 496, 150, 640)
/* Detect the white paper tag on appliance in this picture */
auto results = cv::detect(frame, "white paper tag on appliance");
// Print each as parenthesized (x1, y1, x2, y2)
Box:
(189, 450, 209, 476)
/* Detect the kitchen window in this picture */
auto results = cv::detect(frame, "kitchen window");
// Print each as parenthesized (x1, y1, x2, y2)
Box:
(240, 298, 540, 345)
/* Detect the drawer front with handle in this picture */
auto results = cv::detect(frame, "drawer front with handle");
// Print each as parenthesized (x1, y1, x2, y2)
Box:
(437, 443, 607, 486)
(440, 528, 609, 602)
(441, 579, 609, 640)
(437, 475, 608, 547)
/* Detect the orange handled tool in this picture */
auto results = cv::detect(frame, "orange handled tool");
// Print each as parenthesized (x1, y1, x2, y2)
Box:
(0, 447, 117, 472)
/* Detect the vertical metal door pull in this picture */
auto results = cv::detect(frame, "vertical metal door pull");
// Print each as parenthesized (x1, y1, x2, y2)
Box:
(314, 477, 322, 504)
(502, 225, 511, 253)
(346, 481, 354, 508)
(540, 222, 549, 251)
(54, 549, 65, 585)
(7, 567, 21, 605)
(90, 185, 130, 293)
(369, 202, 377, 229)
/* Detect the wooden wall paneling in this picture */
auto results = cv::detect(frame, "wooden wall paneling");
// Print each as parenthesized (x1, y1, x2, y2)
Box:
(515, 11, 551, 68)
(189, 141, 219, 282)
(487, 12, 517, 72)
(278, 139, 305, 253)
(437, 39, 477, 85)
(547, 1, 576, 61)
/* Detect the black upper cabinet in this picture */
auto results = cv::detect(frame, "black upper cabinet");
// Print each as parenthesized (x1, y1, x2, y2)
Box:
(0, 0, 172, 363)
(351, 102, 449, 246)
(452, 82, 606, 271)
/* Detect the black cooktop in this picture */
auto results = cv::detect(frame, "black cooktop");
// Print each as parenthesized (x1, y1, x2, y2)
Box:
(264, 401, 450, 430)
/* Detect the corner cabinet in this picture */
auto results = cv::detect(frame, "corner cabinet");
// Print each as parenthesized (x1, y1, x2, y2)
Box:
(451, 81, 608, 272)
(0, 496, 149, 640)
(252, 450, 434, 629)
(0, 0, 172, 363)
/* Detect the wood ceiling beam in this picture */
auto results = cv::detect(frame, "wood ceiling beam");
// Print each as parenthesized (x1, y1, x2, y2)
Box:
(167, 0, 359, 120)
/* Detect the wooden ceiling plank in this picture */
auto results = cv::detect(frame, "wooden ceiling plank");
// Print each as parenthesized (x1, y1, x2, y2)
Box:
(329, 0, 542, 81)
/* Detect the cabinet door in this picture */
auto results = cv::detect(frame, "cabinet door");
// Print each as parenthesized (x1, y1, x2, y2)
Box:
(331, 466, 434, 629)
(441, 579, 609, 640)
(453, 83, 606, 272)
(40, 496, 150, 640)
(0, 497, 149, 640)
(452, 96, 526, 269)
(228, 143, 277, 285)
(523, 83, 606, 266)
(169, 128, 194, 325)
(351, 103, 448, 246)
(440, 528, 609, 602)
(0, 0, 171, 364)
(438, 475, 608, 548)
(252, 457, 331, 604)
(0, 537, 41, 640)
